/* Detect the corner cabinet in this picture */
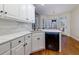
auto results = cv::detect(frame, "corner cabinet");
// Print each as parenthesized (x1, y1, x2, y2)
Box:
(0, 4, 35, 23)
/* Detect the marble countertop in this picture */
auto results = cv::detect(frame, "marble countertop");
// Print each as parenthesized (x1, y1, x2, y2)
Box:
(40, 29, 62, 32)
(0, 31, 32, 44)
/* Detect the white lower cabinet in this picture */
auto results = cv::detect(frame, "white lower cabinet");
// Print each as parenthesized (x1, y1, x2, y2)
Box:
(12, 43, 24, 55)
(11, 34, 32, 55)
(24, 41, 31, 55)
(0, 42, 10, 55)
(2, 51, 10, 55)
(39, 35, 45, 50)
(24, 34, 31, 55)
(32, 37, 40, 52)
(32, 32, 45, 52)
(0, 32, 45, 55)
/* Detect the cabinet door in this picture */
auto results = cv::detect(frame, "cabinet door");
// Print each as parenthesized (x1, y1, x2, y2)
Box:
(25, 41, 31, 55)
(28, 4, 35, 23)
(2, 51, 10, 55)
(0, 4, 3, 16)
(12, 43, 24, 55)
(19, 4, 28, 21)
(32, 37, 39, 52)
(4, 4, 19, 19)
(39, 34, 45, 50)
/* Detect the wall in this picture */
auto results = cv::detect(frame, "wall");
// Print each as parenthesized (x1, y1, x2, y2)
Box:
(71, 6, 79, 41)
(0, 19, 32, 36)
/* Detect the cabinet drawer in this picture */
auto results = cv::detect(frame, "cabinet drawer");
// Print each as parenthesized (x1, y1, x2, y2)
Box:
(11, 36, 24, 48)
(0, 42, 10, 54)
(25, 34, 31, 42)
(32, 32, 44, 37)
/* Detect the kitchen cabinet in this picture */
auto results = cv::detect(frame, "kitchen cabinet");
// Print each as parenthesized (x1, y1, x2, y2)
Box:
(11, 36, 24, 48)
(24, 40, 31, 55)
(32, 37, 39, 52)
(19, 4, 29, 22)
(0, 42, 10, 55)
(11, 34, 32, 55)
(39, 35, 45, 50)
(24, 34, 31, 55)
(4, 4, 20, 20)
(2, 51, 10, 55)
(0, 33, 32, 55)
(28, 4, 35, 23)
(19, 4, 35, 23)
(32, 32, 45, 52)
(0, 4, 35, 23)
(12, 43, 24, 55)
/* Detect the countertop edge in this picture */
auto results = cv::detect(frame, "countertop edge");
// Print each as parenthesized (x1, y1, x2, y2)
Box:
(0, 31, 32, 45)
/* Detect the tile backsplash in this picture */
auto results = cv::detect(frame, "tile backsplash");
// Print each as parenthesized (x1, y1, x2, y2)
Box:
(0, 19, 32, 36)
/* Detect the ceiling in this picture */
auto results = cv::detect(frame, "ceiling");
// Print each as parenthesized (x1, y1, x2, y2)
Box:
(34, 4, 78, 15)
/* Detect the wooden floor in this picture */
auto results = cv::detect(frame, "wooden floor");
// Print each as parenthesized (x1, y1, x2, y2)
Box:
(31, 35, 79, 55)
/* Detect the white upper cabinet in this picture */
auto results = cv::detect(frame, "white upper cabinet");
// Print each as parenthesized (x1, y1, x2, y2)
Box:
(19, 4, 28, 22)
(27, 4, 35, 23)
(4, 4, 20, 20)
(0, 4, 35, 23)
(19, 4, 35, 23)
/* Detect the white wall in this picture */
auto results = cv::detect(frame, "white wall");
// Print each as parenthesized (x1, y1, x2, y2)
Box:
(71, 6, 79, 41)
(0, 19, 32, 36)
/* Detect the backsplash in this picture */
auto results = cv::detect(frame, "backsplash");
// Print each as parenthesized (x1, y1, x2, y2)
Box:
(0, 19, 32, 36)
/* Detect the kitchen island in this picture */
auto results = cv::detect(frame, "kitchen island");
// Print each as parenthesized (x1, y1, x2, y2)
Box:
(40, 29, 62, 52)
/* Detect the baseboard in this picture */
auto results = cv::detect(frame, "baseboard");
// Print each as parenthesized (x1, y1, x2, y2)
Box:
(70, 35, 79, 41)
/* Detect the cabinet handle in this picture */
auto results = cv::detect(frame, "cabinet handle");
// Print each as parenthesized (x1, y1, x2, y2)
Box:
(25, 43, 27, 45)
(0, 10, 3, 13)
(37, 38, 40, 40)
(28, 36, 30, 38)
(5, 12, 7, 14)
(18, 41, 21, 43)
(23, 43, 27, 47)
(23, 44, 25, 47)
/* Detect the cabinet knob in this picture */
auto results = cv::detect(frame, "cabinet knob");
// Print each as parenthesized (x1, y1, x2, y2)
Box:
(28, 36, 30, 38)
(23, 44, 25, 47)
(18, 41, 21, 43)
(25, 43, 27, 45)
(37, 38, 40, 40)
(0, 10, 3, 13)
(5, 12, 7, 14)
(23, 43, 27, 47)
